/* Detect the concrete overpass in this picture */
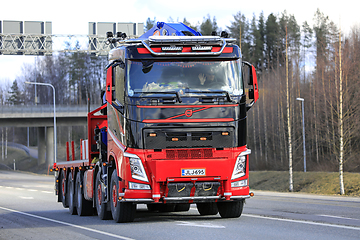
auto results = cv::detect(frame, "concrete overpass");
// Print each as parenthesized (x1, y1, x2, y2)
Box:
(0, 104, 99, 165)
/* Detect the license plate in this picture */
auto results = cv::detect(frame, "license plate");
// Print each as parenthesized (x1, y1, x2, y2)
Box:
(181, 168, 206, 177)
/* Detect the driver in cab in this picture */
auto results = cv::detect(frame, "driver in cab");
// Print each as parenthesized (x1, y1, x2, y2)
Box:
(198, 72, 216, 86)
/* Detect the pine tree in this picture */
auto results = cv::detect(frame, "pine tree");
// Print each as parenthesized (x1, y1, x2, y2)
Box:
(258, 12, 266, 71)
(200, 15, 218, 36)
(265, 13, 279, 69)
(7, 80, 23, 105)
(227, 11, 251, 61)
(145, 17, 156, 31)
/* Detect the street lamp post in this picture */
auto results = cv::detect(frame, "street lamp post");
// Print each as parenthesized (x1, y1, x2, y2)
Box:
(25, 82, 57, 163)
(296, 97, 306, 172)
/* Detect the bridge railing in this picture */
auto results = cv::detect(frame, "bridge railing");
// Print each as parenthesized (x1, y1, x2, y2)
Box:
(0, 104, 99, 114)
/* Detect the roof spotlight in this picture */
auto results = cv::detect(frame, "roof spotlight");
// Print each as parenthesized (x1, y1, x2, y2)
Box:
(221, 31, 229, 38)
(106, 31, 114, 38)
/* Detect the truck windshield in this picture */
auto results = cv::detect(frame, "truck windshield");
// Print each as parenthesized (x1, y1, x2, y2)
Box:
(127, 60, 243, 96)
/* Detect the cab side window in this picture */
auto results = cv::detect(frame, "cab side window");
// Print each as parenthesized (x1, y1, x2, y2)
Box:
(113, 65, 125, 107)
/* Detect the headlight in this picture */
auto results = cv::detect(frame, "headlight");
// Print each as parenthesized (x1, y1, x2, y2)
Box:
(231, 150, 250, 180)
(129, 182, 151, 190)
(125, 153, 149, 182)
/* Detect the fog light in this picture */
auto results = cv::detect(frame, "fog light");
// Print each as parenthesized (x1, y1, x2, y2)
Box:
(231, 179, 248, 188)
(129, 182, 151, 190)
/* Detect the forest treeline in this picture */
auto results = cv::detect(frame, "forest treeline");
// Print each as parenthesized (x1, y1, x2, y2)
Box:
(1, 9, 360, 173)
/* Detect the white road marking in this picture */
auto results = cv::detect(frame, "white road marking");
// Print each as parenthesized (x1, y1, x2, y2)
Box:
(176, 221, 225, 228)
(318, 214, 359, 221)
(41, 191, 53, 194)
(1, 185, 53, 194)
(0, 206, 135, 240)
(20, 196, 34, 199)
(243, 214, 360, 231)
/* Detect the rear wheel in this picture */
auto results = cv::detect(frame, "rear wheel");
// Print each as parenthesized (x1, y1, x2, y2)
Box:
(110, 170, 136, 222)
(68, 173, 77, 215)
(95, 171, 112, 220)
(217, 200, 244, 218)
(75, 172, 93, 216)
(58, 170, 69, 208)
(61, 170, 69, 208)
(196, 202, 218, 216)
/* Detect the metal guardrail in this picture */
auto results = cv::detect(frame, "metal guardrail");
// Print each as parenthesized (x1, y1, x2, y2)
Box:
(0, 104, 98, 114)
(0, 142, 30, 156)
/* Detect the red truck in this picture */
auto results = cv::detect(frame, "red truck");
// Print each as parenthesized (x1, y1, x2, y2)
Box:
(53, 22, 259, 222)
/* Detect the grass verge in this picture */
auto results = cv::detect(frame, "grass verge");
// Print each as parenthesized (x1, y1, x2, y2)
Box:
(0, 147, 49, 174)
(249, 171, 360, 196)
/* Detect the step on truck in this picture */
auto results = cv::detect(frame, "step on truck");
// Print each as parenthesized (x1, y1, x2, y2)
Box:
(53, 22, 259, 222)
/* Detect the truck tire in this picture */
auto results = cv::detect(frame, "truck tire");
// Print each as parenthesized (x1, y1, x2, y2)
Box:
(95, 171, 112, 220)
(196, 202, 218, 215)
(110, 170, 136, 222)
(68, 173, 77, 215)
(175, 203, 191, 212)
(57, 170, 69, 208)
(217, 200, 244, 218)
(158, 204, 176, 212)
(147, 204, 160, 212)
(75, 172, 93, 216)
(60, 170, 69, 208)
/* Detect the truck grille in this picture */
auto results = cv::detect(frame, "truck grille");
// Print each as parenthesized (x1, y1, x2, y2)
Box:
(166, 148, 213, 159)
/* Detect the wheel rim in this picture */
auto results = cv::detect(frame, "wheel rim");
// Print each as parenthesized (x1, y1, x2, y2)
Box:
(97, 184, 102, 206)
(77, 182, 81, 206)
(62, 178, 66, 198)
(69, 180, 73, 206)
(112, 184, 117, 208)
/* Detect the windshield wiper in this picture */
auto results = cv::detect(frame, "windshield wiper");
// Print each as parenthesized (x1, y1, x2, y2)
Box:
(188, 90, 231, 102)
(137, 91, 182, 103)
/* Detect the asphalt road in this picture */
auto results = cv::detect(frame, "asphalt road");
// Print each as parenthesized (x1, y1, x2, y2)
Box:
(1, 170, 360, 240)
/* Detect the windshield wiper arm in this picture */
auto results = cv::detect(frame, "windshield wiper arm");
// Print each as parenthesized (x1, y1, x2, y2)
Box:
(138, 91, 182, 103)
(189, 90, 231, 102)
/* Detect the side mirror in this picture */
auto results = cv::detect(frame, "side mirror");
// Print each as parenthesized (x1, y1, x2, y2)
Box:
(243, 61, 259, 110)
(106, 66, 113, 103)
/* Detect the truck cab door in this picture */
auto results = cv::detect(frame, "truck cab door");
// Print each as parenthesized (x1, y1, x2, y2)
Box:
(106, 62, 126, 113)
(106, 66, 114, 104)
(243, 61, 259, 110)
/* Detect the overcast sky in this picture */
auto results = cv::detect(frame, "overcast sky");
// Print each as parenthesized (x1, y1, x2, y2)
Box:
(1, 0, 359, 83)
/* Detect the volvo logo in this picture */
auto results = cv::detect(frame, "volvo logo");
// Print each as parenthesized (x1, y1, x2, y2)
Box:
(185, 109, 193, 117)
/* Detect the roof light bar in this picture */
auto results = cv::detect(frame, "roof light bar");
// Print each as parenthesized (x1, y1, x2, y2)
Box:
(141, 39, 228, 56)
(162, 46, 183, 51)
(192, 46, 213, 51)
(149, 36, 222, 43)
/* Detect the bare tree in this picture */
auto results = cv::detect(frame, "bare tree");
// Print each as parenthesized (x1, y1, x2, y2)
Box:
(338, 26, 345, 195)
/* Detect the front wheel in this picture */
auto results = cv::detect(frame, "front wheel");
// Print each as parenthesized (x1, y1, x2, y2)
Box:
(217, 200, 244, 218)
(196, 202, 218, 215)
(110, 170, 136, 223)
(174, 203, 190, 212)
